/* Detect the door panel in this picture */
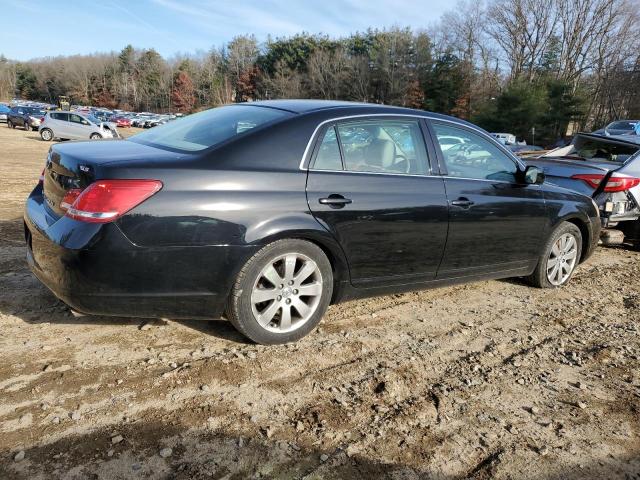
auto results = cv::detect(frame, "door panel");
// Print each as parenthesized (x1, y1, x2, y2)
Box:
(437, 178, 548, 277)
(306, 117, 448, 288)
(68, 114, 87, 139)
(307, 171, 449, 286)
(429, 121, 549, 278)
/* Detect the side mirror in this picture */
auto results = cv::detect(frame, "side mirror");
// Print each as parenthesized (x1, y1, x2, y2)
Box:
(523, 165, 545, 185)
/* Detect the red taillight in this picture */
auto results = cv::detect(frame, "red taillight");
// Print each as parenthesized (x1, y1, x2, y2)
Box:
(604, 174, 640, 192)
(571, 174, 604, 189)
(64, 179, 162, 223)
(571, 173, 640, 192)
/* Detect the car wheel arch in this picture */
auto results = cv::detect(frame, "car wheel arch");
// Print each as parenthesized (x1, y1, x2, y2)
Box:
(556, 215, 592, 263)
(248, 225, 350, 303)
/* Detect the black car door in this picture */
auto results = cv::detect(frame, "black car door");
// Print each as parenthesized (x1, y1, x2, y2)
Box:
(428, 120, 549, 278)
(306, 116, 449, 288)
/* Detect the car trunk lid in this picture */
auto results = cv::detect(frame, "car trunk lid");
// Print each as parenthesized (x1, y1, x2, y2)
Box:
(42, 139, 188, 218)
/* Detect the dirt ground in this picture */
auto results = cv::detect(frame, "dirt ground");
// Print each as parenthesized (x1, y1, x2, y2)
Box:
(0, 123, 639, 480)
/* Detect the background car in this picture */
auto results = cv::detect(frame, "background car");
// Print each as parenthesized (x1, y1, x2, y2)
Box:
(592, 120, 639, 136)
(39, 111, 118, 141)
(491, 132, 517, 145)
(437, 135, 466, 151)
(0, 104, 10, 123)
(110, 116, 132, 128)
(524, 133, 640, 246)
(7, 106, 46, 130)
(24, 101, 600, 345)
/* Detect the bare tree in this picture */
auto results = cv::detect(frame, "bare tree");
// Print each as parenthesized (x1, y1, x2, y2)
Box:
(486, 0, 557, 80)
(306, 48, 348, 99)
(262, 60, 303, 99)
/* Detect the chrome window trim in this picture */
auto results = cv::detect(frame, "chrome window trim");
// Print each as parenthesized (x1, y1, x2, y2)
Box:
(305, 168, 438, 179)
(440, 175, 541, 186)
(299, 113, 525, 172)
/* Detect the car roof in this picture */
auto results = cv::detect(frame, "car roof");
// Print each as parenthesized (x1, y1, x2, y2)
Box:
(248, 99, 478, 129)
(250, 99, 370, 113)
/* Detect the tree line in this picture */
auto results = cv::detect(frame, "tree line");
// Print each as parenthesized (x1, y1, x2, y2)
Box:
(0, 0, 638, 146)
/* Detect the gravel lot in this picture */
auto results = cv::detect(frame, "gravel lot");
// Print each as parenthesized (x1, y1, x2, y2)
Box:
(1, 124, 639, 479)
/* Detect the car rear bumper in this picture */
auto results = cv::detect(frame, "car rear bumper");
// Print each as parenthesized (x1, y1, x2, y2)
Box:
(24, 186, 257, 320)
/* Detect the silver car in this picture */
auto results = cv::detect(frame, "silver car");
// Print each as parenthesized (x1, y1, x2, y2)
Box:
(39, 112, 118, 141)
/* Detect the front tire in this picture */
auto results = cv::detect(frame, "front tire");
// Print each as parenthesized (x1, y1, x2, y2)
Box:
(40, 128, 53, 141)
(527, 221, 582, 288)
(7, 120, 13, 128)
(226, 239, 333, 344)
(90, 133, 102, 140)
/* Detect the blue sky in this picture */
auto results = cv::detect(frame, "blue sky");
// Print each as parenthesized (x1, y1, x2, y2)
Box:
(2, 0, 450, 60)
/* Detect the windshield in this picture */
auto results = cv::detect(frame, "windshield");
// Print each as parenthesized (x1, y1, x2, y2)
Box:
(129, 105, 293, 152)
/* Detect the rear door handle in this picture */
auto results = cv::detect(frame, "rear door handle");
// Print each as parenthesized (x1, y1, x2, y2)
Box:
(319, 194, 352, 208)
(450, 198, 474, 208)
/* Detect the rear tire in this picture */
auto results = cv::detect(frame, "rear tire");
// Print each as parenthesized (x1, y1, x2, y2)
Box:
(527, 221, 582, 288)
(226, 239, 333, 345)
(40, 128, 53, 141)
(24, 121, 30, 131)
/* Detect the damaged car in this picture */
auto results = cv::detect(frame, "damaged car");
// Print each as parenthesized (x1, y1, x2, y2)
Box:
(525, 133, 640, 247)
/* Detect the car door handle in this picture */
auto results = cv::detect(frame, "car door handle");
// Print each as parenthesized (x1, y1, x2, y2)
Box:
(450, 198, 474, 208)
(319, 195, 352, 208)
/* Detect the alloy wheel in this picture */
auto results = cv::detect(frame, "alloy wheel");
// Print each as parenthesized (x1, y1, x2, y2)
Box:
(546, 233, 578, 286)
(250, 253, 323, 333)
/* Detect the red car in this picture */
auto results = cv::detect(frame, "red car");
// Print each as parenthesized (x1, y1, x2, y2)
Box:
(111, 116, 132, 128)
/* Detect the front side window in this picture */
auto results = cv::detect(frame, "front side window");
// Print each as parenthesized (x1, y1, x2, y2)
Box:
(70, 114, 84, 124)
(433, 123, 517, 182)
(130, 105, 293, 152)
(335, 119, 428, 175)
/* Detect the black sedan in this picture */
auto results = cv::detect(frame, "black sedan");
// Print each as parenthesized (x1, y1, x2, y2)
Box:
(24, 100, 600, 344)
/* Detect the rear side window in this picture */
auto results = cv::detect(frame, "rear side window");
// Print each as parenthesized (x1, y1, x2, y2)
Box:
(130, 105, 293, 152)
(336, 119, 429, 175)
(313, 127, 342, 170)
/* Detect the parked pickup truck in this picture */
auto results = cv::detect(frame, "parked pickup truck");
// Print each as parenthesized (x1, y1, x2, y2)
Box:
(524, 133, 640, 247)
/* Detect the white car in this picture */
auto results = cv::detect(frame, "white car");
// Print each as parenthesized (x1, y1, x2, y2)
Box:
(39, 112, 119, 141)
(437, 135, 466, 151)
(492, 132, 517, 145)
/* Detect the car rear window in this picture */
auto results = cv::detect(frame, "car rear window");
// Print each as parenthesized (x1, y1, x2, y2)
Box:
(608, 121, 636, 130)
(129, 105, 293, 152)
